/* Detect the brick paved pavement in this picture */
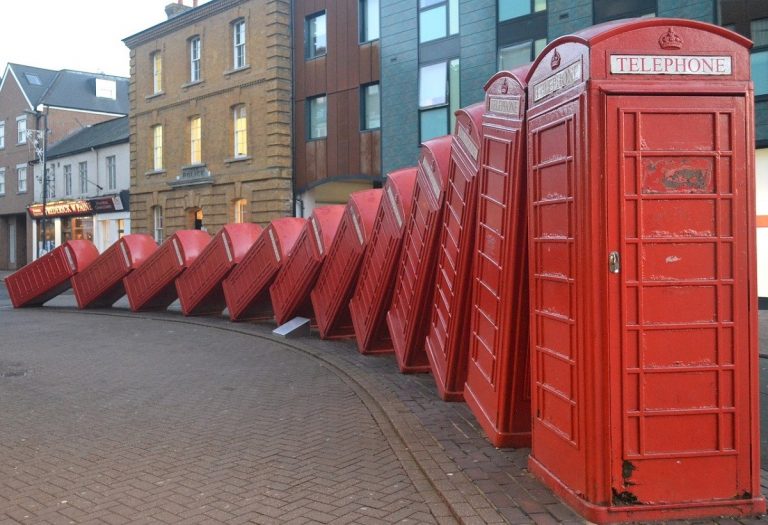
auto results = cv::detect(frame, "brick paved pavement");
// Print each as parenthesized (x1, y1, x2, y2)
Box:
(0, 283, 767, 524)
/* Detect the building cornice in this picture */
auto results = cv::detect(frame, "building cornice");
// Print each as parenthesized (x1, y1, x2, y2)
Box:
(122, 0, 252, 48)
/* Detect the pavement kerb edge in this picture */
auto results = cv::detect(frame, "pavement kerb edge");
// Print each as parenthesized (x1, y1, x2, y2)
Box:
(39, 306, 507, 525)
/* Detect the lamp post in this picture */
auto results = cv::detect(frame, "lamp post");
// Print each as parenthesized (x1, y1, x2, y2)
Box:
(35, 104, 49, 257)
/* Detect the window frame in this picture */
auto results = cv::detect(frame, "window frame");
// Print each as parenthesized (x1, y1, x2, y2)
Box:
(106, 155, 117, 191)
(359, 0, 380, 43)
(233, 198, 247, 223)
(233, 105, 248, 158)
(190, 116, 202, 164)
(189, 36, 202, 82)
(233, 19, 247, 70)
(498, 38, 547, 70)
(307, 94, 328, 140)
(151, 51, 163, 93)
(0, 121, 5, 149)
(498, 0, 547, 22)
(361, 83, 381, 131)
(47, 164, 55, 199)
(64, 164, 72, 196)
(306, 11, 328, 59)
(751, 18, 768, 98)
(418, 58, 459, 143)
(0, 167, 5, 195)
(418, 0, 458, 44)
(592, 0, 655, 24)
(16, 116, 27, 144)
(16, 164, 27, 193)
(152, 205, 164, 243)
(152, 125, 164, 171)
(78, 161, 88, 195)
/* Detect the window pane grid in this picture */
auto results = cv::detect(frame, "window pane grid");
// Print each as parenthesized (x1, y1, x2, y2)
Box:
(360, 0, 380, 42)
(153, 125, 163, 171)
(64, 165, 72, 196)
(153, 52, 162, 93)
(308, 96, 328, 139)
(190, 117, 202, 164)
(78, 162, 87, 194)
(190, 38, 201, 82)
(307, 12, 327, 58)
(107, 156, 117, 191)
(362, 84, 381, 130)
(0, 169, 5, 194)
(234, 21, 246, 69)
(234, 106, 248, 157)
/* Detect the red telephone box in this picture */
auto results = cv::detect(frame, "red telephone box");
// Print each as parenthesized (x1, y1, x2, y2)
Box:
(386, 136, 452, 373)
(5, 240, 99, 307)
(72, 234, 157, 309)
(349, 168, 418, 354)
(123, 230, 211, 312)
(176, 223, 262, 316)
(311, 189, 383, 339)
(223, 218, 306, 322)
(526, 19, 764, 521)
(424, 103, 484, 400)
(270, 205, 345, 326)
(463, 66, 532, 447)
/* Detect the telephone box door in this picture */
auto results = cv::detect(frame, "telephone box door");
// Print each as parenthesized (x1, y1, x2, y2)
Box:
(606, 94, 752, 503)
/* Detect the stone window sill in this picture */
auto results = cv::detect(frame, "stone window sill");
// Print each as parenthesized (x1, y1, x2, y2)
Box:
(144, 169, 166, 176)
(145, 91, 165, 101)
(224, 156, 252, 164)
(224, 65, 250, 77)
(182, 80, 204, 89)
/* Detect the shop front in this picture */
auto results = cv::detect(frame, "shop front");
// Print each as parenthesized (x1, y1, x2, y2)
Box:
(29, 193, 130, 258)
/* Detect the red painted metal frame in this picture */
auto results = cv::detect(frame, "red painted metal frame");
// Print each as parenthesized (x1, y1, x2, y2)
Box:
(270, 205, 345, 326)
(123, 230, 211, 312)
(525, 19, 764, 522)
(5, 240, 99, 307)
(223, 217, 306, 322)
(311, 189, 383, 339)
(463, 66, 532, 447)
(175, 223, 262, 316)
(424, 103, 485, 401)
(386, 136, 452, 373)
(72, 234, 157, 309)
(349, 168, 418, 354)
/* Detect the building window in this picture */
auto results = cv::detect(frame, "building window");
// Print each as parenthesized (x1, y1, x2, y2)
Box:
(64, 165, 72, 196)
(0, 168, 5, 195)
(233, 19, 247, 69)
(233, 105, 248, 157)
(360, 0, 380, 42)
(152, 125, 163, 170)
(593, 0, 655, 23)
(78, 162, 88, 194)
(190, 116, 202, 164)
(361, 83, 381, 130)
(190, 36, 201, 82)
(117, 219, 126, 238)
(499, 38, 547, 70)
(419, 59, 459, 142)
(106, 155, 117, 190)
(499, 0, 546, 21)
(308, 95, 328, 139)
(152, 205, 164, 243)
(233, 199, 247, 223)
(419, 0, 459, 44)
(0, 122, 5, 149)
(752, 18, 768, 96)
(17, 165, 27, 193)
(47, 165, 55, 199)
(16, 116, 27, 144)
(306, 11, 327, 59)
(152, 51, 163, 93)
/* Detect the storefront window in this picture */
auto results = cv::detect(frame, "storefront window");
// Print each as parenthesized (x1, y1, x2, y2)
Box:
(37, 220, 55, 254)
(72, 217, 93, 242)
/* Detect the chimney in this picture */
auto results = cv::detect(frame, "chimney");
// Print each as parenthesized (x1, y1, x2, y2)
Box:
(165, 1, 192, 19)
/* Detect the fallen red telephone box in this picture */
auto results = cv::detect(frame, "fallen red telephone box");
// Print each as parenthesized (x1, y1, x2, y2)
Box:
(463, 66, 532, 447)
(176, 223, 262, 316)
(72, 234, 157, 308)
(349, 168, 418, 354)
(311, 189, 383, 339)
(526, 19, 764, 522)
(386, 136, 452, 373)
(424, 103, 485, 400)
(123, 230, 211, 312)
(223, 217, 306, 322)
(270, 205, 345, 326)
(5, 240, 99, 307)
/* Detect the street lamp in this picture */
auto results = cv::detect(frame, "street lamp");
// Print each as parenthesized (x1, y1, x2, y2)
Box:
(34, 104, 49, 257)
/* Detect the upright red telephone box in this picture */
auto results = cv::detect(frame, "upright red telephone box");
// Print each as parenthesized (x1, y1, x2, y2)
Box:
(223, 218, 306, 322)
(526, 19, 764, 521)
(311, 189, 383, 339)
(463, 66, 532, 447)
(349, 168, 418, 354)
(386, 136, 452, 373)
(424, 103, 484, 400)
(270, 205, 345, 326)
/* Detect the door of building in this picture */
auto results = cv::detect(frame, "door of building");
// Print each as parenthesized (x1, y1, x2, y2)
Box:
(606, 94, 750, 502)
(9, 221, 16, 265)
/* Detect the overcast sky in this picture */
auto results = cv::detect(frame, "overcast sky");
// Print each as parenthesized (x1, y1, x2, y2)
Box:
(0, 0, 209, 78)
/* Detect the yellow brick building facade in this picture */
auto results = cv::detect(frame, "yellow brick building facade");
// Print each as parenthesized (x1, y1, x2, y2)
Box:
(123, 0, 292, 241)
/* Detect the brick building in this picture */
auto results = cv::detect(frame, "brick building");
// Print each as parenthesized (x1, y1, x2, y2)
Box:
(123, 0, 293, 242)
(0, 65, 128, 269)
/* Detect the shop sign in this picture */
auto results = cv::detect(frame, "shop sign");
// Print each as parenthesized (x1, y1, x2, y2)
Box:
(28, 200, 92, 219)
